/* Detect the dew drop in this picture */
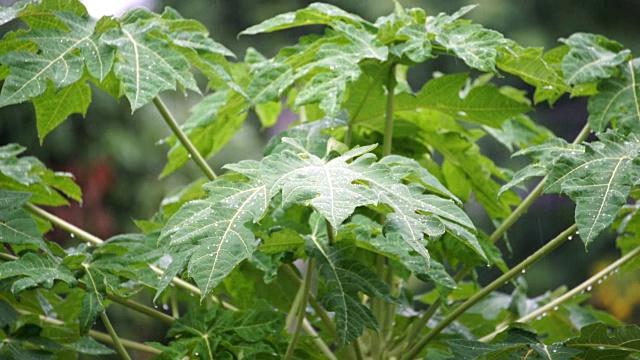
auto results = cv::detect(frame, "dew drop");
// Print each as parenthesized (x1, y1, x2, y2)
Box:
(329, 65, 335, 70)
(188, 154, 192, 158)
(542, 312, 547, 317)
(71, 233, 75, 238)
(587, 285, 592, 291)
(568, 235, 573, 240)
(553, 306, 558, 311)
(521, 269, 526, 274)
(597, 279, 602, 284)
(162, 304, 169, 310)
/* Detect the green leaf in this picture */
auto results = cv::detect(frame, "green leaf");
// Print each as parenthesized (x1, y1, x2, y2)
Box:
(258, 228, 305, 254)
(0, 252, 76, 295)
(102, 21, 199, 111)
(307, 215, 395, 345)
(246, 62, 294, 105)
(566, 323, 640, 359)
(560, 33, 631, 85)
(588, 59, 640, 133)
(390, 24, 433, 63)
(0, 1, 29, 26)
(497, 46, 569, 104)
(0, 148, 81, 206)
(159, 179, 268, 299)
(448, 324, 581, 360)
(352, 73, 530, 128)
(79, 262, 106, 335)
(65, 337, 115, 355)
(261, 138, 378, 229)
(239, 3, 371, 35)
(294, 21, 388, 117)
(483, 115, 555, 152)
(234, 304, 285, 342)
(33, 81, 91, 143)
(0, 191, 49, 252)
(546, 131, 640, 245)
(0, 11, 112, 107)
(255, 101, 281, 128)
(435, 22, 507, 73)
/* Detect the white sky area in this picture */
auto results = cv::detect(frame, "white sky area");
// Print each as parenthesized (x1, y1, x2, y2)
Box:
(80, 0, 157, 18)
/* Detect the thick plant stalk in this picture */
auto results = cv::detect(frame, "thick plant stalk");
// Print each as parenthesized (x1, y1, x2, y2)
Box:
(284, 259, 314, 360)
(152, 96, 217, 181)
(402, 224, 577, 360)
(371, 63, 398, 359)
(100, 312, 133, 360)
(479, 244, 640, 342)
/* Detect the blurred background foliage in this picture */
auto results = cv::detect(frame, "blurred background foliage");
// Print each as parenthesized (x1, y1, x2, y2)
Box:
(0, 0, 638, 338)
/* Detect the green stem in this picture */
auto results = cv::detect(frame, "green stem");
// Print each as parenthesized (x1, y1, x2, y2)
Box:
(352, 339, 365, 360)
(89, 328, 162, 355)
(382, 64, 397, 158)
(282, 264, 339, 341)
(24, 203, 103, 246)
(284, 259, 314, 360)
(78, 282, 174, 325)
(403, 224, 576, 359)
(152, 96, 217, 181)
(100, 312, 132, 360)
(16, 308, 161, 355)
(479, 244, 640, 342)
(371, 63, 398, 359)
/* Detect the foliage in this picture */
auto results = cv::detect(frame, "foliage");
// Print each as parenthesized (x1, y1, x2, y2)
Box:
(0, 1, 639, 359)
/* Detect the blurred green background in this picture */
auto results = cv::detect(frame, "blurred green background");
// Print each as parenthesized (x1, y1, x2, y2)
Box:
(1, 0, 639, 356)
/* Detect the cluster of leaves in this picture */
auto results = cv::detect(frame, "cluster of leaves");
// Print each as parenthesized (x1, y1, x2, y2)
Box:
(0, 0, 640, 359)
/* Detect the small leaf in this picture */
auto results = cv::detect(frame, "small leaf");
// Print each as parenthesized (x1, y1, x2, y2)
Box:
(560, 33, 631, 85)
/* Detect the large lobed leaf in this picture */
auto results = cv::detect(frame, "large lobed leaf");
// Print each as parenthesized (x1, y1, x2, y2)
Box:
(239, 2, 371, 35)
(506, 131, 640, 246)
(0, 11, 111, 108)
(158, 179, 268, 299)
(560, 33, 631, 85)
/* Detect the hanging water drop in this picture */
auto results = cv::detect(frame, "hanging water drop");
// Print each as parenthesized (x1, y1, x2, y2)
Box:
(587, 285, 592, 291)
(553, 306, 558, 311)
(521, 269, 526, 274)
(71, 233, 75, 238)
